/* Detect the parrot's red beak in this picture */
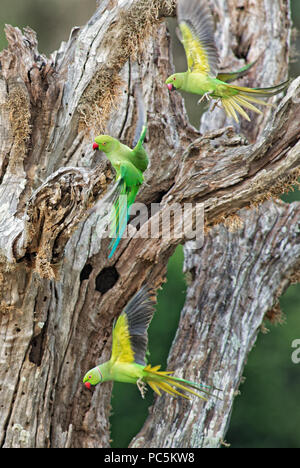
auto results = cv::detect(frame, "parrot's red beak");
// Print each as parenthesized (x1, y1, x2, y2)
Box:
(92, 142, 99, 150)
(167, 83, 174, 91)
(84, 382, 92, 390)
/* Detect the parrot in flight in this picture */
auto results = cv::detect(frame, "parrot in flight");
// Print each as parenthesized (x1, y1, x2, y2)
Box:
(93, 94, 148, 258)
(166, 0, 289, 122)
(83, 285, 217, 400)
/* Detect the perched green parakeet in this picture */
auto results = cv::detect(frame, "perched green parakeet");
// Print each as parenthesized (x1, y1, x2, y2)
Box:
(93, 106, 148, 258)
(166, 0, 289, 122)
(83, 285, 216, 400)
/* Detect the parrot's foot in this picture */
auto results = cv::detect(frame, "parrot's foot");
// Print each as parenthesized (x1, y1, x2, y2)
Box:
(211, 99, 222, 112)
(197, 92, 212, 105)
(137, 378, 147, 399)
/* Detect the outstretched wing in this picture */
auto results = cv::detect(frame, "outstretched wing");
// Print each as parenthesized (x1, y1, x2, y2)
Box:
(111, 285, 156, 365)
(217, 60, 258, 83)
(177, 0, 219, 77)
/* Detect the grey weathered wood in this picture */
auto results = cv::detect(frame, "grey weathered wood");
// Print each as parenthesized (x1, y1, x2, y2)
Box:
(130, 200, 300, 448)
(0, 0, 299, 448)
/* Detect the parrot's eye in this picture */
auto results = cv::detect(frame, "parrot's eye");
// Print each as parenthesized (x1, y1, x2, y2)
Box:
(173, 77, 176, 81)
(102, 142, 106, 145)
(88, 375, 92, 379)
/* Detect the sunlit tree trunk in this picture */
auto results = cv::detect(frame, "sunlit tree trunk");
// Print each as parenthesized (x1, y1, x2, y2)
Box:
(0, 0, 299, 448)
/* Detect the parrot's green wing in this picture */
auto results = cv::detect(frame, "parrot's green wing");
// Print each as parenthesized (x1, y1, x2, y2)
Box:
(132, 125, 148, 172)
(108, 178, 128, 258)
(111, 286, 156, 365)
(177, 0, 219, 77)
(108, 162, 143, 258)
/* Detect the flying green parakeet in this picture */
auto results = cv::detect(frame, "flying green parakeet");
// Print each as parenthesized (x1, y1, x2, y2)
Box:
(166, 0, 289, 122)
(93, 112, 148, 258)
(83, 285, 216, 400)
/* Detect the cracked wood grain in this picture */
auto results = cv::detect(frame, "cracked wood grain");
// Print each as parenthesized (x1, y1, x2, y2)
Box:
(130, 201, 300, 448)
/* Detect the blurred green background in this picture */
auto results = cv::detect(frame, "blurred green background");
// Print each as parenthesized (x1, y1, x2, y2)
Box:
(1, 0, 299, 449)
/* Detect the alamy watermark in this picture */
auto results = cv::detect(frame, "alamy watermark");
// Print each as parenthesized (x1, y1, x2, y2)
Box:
(291, 339, 300, 364)
(93, 196, 205, 249)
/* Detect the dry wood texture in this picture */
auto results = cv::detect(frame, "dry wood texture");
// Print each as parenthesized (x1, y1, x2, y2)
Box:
(0, 0, 299, 448)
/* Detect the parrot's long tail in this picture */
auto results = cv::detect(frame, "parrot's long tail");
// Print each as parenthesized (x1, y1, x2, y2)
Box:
(221, 79, 289, 123)
(108, 182, 139, 259)
(144, 364, 221, 401)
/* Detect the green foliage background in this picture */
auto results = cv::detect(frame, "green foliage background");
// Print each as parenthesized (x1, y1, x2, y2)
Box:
(0, 0, 299, 449)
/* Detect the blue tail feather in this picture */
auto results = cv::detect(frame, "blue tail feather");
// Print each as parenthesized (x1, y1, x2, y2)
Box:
(108, 181, 140, 258)
(108, 192, 129, 259)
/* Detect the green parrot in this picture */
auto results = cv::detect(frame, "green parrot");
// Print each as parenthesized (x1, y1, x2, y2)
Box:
(83, 285, 217, 400)
(166, 0, 289, 122)
(93, 120, 148, 258)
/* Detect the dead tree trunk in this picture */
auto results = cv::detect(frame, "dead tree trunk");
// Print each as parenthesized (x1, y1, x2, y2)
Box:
(0, 0, 299, 448)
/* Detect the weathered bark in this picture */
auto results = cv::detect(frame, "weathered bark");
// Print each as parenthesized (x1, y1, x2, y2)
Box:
(0, 0, 299, 448)
(130, 200, 300, 448)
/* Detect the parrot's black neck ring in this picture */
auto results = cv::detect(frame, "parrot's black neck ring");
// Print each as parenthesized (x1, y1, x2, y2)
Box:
(96, 366, 103, 382)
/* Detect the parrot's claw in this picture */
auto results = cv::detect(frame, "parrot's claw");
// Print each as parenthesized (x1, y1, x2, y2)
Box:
(197, 92, 212, 105)
(211, 99, 222, 111)
(137, 378, 147, 399)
